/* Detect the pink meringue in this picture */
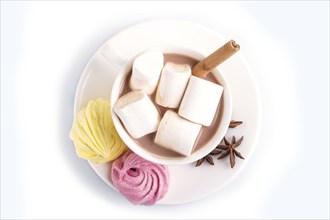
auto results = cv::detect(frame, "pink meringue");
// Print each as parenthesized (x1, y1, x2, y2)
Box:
(111, 151, 169, 205)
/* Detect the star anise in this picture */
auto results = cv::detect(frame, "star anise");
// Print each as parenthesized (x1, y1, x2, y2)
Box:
(194, 120, 244, 167)
(195, 155, 213, 166)
(217, 136, 244, 168)
(195, 148, 222, 166)
(229, 120, 243, 128)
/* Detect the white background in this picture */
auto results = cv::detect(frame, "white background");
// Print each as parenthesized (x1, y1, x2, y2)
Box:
(1, 1, 329, 219)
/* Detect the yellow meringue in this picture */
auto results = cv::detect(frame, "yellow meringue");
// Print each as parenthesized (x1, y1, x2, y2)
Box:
(70, 98, 127, 163)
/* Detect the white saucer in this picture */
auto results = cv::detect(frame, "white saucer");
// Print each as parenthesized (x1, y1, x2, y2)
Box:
(73, 20, 261, 205)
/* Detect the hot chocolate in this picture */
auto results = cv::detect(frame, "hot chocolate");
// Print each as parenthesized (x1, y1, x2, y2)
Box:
(118, 54, 223, 158)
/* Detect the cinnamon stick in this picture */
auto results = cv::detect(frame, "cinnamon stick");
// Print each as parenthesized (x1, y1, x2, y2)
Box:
(192, 40, 240, 77)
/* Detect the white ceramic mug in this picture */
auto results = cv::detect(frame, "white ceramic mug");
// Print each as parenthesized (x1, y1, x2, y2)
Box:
(110, 45, 232, 165)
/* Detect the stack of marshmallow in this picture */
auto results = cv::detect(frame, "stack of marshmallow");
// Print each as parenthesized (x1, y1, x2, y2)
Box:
(114, 51, 223, 156)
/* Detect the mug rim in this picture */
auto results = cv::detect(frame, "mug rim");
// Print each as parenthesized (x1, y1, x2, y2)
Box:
(110, 45, 232, 165)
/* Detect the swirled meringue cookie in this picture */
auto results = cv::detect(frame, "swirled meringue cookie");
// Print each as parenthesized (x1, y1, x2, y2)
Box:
(111, 151, 169, 205)
(70, 98, 127, 163)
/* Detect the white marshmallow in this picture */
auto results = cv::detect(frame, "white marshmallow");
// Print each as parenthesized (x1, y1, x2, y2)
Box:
(130, 51, 164, 94)
(179, 76, 223, 126)
(114, 90, 160, 138)
(156, 62, 191, 108)
(155, 110, 202, 156)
